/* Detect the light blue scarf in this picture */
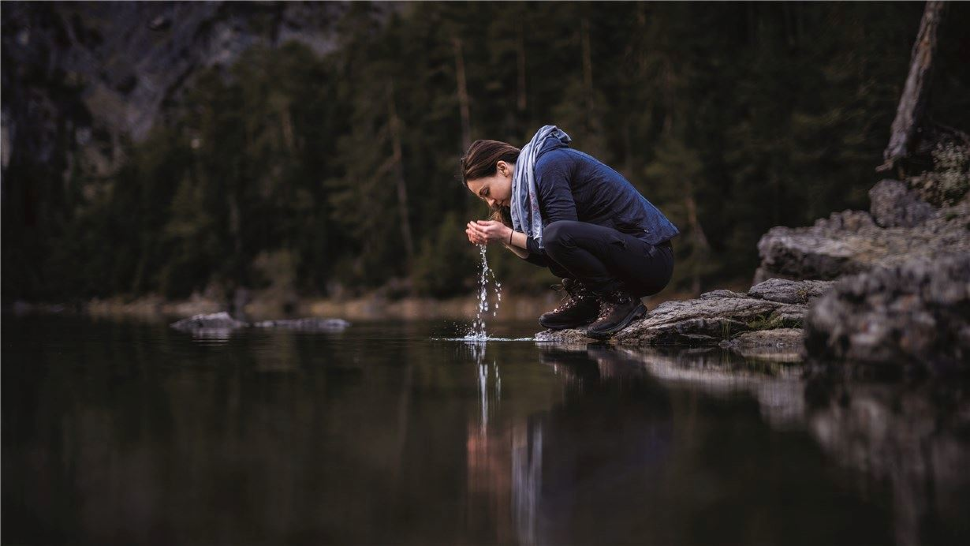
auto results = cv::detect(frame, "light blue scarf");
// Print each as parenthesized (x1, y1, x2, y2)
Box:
(510, 125, 571, 250)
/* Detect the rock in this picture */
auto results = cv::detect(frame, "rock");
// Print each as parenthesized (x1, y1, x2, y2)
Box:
(755, 211, 875, 282)
(535, 328, 598, 344)
(768, 304, 810, 328)
(755, 202, 970, 283)
(804, 254, 970, 368)
(536, 279, 827, 354)
(869, 179, 936, 228)
(721, 329, 804, 362)
(171, 313, 351, 333)
(614, 297, 778, 345)
(747, 278, 835, 304)
(250, 318, 351, 332)
(727, 328, 804, 349)
(170, 312, 247, 332)
(699, 289, 748, 300)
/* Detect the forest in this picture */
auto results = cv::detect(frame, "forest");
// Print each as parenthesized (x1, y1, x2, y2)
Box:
(3, 1, 969, 304)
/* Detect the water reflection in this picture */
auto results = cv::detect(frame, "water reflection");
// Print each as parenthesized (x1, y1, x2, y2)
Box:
(552, 346, 970, 546)
(615, 346, 806, 428)
(3, 317, 969, 545)
(465, 342, 675, 546)
(186, 328, 235, 344)
(803, 374, 970, 546)
(466, 342, 970, 546)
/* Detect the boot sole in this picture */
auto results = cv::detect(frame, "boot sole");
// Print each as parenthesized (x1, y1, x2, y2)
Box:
(538, 316, 597, 330)
(586, 304, 647, 339)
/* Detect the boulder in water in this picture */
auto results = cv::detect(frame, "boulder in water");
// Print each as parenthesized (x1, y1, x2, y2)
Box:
(170, 312, 247, 332)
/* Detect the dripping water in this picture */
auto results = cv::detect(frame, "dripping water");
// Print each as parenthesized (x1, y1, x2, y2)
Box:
(466, 244, 502, 340)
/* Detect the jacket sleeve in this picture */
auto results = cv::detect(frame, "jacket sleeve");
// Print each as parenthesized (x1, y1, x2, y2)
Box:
(520, 151, 578, 261)
(521, 248, 548, 267)
(535, 151, 579, 224)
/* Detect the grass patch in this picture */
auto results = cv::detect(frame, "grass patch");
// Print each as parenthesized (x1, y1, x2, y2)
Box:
(746, 314, 787, 331)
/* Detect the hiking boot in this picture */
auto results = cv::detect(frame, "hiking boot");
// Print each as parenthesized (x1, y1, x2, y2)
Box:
(586, 290, 647, 340)
(538, 278, 601, 330)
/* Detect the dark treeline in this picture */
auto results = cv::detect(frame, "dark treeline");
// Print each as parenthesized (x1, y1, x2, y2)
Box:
(4, 2, 969, 303)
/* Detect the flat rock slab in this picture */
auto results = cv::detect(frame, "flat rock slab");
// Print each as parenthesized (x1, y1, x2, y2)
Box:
(171, 312, 350, 333)
(536, 279, 832, 360)
(747, 278, 835, 304)
(755, 199, 970, 283)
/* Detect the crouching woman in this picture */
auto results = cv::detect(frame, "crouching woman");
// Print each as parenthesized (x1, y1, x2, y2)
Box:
(462, 125, 679, 339)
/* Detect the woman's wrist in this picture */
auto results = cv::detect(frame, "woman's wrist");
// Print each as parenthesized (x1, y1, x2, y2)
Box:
(507, 227, 514, 245)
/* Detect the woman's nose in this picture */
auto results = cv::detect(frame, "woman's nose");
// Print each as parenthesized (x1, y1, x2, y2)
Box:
(487, 198, 496, 208)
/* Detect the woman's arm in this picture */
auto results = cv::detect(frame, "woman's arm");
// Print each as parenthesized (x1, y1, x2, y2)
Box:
(467, 220, 549, 266)
(504, 230, 530, 258)
(468, 221, 528, 256)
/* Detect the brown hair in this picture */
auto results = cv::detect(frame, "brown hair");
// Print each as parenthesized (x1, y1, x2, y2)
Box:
(460, 139, 520, 186)
(460, 140, 519, 226)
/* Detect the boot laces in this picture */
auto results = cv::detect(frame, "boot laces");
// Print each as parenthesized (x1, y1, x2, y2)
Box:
(596, 300, 615, 320)
(596, 291, 632, 320)
(550, 281, 592, 313)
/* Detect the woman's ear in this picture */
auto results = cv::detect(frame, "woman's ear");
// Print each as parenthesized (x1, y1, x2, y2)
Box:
(497, 160, 511, 177)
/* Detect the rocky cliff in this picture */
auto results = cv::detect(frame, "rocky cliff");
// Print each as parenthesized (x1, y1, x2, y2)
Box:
(1, 1, 354, 179)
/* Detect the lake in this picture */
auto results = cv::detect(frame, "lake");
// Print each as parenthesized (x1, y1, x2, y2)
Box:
(3, 315, 969, 545)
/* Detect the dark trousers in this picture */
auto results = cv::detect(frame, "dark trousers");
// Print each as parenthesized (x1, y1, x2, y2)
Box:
(540, 220, 674, 298)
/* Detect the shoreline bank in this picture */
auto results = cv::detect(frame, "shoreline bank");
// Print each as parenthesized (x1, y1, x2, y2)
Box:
(3, 288, 706, 324)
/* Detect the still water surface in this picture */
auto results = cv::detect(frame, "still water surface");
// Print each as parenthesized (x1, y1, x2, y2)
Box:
(3, 315, 970, 545)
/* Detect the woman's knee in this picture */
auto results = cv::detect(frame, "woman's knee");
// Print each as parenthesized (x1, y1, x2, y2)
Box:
(543, 220, 578, 250)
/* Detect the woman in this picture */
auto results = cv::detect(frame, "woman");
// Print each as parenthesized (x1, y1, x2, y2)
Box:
(462, 125, 679, 339)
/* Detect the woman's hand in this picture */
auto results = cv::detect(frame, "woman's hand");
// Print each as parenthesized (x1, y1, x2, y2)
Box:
(466, 220, 512, 245)
(466, 221, 486, 245)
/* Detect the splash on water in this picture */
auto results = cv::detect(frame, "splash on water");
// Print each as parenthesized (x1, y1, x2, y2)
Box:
(465, 244, 502, 340)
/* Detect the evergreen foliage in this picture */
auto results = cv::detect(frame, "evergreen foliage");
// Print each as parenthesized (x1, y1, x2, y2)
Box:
(4, 1, 969, 302)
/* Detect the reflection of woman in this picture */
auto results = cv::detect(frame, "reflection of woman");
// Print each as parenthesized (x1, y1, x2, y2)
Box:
(462, 125, 679, 338)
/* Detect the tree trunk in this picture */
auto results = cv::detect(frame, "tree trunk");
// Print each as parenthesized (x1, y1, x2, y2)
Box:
(452, 36, 472, 152)
(516, 21, 527, 112)
(879, 1, 947, 172)
(581, 17, 594, 133)
(386, 79, 415, 264)
(280, 104, 296, 153)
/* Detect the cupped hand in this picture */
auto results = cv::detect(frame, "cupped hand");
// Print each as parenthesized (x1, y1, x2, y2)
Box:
(466, 220, 511, 245)
(470, 220, 512, 245)
(466, 221, 487, 245)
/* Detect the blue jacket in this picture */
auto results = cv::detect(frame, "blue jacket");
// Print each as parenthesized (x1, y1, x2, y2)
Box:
(524, 135, 680, 258)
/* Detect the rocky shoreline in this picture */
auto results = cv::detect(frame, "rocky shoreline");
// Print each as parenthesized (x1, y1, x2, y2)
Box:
(539, 177, 969, 369)
(536, 278, 830, 355)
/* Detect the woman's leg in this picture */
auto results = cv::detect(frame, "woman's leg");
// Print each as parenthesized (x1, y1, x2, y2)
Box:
(542, 220, 673, 298)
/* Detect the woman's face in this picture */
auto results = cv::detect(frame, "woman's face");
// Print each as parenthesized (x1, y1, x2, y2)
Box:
(466, 160, 513, 209)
